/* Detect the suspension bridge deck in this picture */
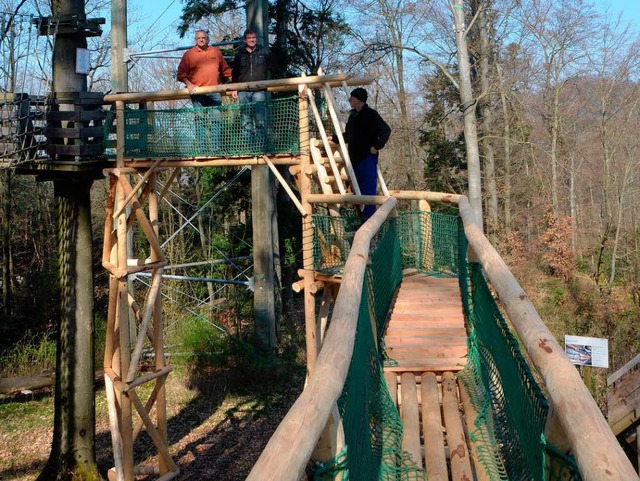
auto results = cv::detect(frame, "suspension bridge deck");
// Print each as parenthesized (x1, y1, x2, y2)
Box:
(383, 274, 467, 373)
(383, 274, 479, 478)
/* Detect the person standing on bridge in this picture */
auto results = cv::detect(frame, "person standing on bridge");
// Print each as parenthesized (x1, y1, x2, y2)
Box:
(177, 29, 232, 107)
(231, 29, 275, 150)
(342, 87, 391, 219)
(177, 30, 233, 152)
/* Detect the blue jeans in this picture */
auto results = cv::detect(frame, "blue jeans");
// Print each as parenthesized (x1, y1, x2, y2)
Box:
(353, 153, 378, 219)
(191, 93, 222, 107)
(238, 90, 267, 150)
(191, 93, 222, 153)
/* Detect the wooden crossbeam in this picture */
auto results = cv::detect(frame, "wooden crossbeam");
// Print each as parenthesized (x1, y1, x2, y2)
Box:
(129, 390, 179, 473)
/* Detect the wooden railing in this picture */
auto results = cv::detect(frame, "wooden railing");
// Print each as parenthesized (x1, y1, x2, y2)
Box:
(246, 197, 398, 481)
(247, 191, 639, 481)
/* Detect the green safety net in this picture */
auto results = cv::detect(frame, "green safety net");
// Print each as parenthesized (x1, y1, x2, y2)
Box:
(314, 217, 424, 481)
(311, 210, 582, 481)
(104, 95, 300, 158)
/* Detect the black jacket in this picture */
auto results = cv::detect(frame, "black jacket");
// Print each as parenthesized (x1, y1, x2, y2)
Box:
(343, 104, 392, 163)
(232, 45, 272, 84)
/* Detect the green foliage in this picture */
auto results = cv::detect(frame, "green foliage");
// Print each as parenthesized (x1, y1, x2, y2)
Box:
(178, 0, 241, 37)
(278, 0, 350, 74)
(0, 329, 56, 377)
(419, 71, 467, 195)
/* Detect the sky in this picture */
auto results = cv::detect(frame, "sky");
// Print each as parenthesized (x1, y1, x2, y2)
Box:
(127, 0, 640, 54)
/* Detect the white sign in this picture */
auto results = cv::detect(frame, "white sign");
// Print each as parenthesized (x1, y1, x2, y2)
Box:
(564, 335, 608, 368)
(76, 48, 90, 75)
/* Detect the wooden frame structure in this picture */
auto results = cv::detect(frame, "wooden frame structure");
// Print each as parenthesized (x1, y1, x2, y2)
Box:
(100, 73, 373, 481)
(101, 72, 637, 481)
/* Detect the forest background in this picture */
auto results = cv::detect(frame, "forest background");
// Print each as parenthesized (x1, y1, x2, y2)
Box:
(1, 0, 640, 467)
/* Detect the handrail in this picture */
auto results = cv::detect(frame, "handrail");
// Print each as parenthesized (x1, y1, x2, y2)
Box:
(457, 196, 638, 481)
(103, 74, 374, 104)
(608, 352, 640, 386)
(245, 197, 398, 481)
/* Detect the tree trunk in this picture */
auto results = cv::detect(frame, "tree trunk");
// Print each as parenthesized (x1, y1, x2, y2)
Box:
(1, 169, 11, 321)
(38, 180, 98, 481)
(550, 87, 560, 214)
(476, 2, 498, 238)
(248, 0, 277, 351)
(451, 0, 483, 229)
(496, 62, 512, 234)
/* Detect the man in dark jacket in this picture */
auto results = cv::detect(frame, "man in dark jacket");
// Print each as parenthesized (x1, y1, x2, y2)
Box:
(343, 87, 391, 219)
(232, 29, 273, 149)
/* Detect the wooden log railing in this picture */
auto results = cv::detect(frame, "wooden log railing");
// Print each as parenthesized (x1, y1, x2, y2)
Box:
(246, 197, 398, 481)
(103, 74, 374, 104)
(247, 191, 639, 481)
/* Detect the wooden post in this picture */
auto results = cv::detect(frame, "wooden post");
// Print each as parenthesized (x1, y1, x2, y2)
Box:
(149, 171, 170, 475)
(116, 178, 134, 481)
(298, 84, 318, 374)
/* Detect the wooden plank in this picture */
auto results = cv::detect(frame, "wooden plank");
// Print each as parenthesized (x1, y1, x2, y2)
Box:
(388, 318, 465, 327)
(387, 345, 468, 360)
(458, 377, 495, 481)
(383, 359, 467, 373)
(442, 372, 473, 480)
(608, 375, 640, 427)
(386, 333, 466, 342)
(391, 306, 463, 315)
(610, 410, 640, 437)
(421, 372, 447, 481)
(608, 368, 640, 409)
(608, 353, 640, 386)
(385, 327, 467, 336)
(400, 373, 423, 469)
(385, 372, 398, 407)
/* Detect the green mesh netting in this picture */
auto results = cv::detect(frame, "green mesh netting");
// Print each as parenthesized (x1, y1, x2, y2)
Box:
(458, 262, 582, 481)
(314, 218, 423, 481)
(104, 95, 299, 158)
(312, 210, 582, 481)
(312, 210, 461, 277)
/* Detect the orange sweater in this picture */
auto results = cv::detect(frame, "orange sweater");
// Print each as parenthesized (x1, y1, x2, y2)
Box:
(177, 46, 232, 87)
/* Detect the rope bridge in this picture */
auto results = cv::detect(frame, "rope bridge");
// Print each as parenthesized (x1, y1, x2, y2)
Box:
(307, 209, 580, 480)
(248, 196, 636, 481)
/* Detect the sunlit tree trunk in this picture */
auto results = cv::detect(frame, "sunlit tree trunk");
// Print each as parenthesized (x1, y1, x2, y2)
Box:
(451, 0, 483, 228)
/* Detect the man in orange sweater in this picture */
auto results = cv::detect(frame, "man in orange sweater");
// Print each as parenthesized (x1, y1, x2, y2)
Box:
(177, 30, 232, 107)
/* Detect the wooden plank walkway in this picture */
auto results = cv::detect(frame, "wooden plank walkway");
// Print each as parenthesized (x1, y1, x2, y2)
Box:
(383, 273, 467, 373)
(383, 274, 488, 479)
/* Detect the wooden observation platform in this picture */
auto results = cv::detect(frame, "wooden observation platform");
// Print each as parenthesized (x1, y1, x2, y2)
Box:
(2, 72, 638, 481)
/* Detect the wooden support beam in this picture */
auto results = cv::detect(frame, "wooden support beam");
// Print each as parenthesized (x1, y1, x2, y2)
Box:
(112, 160, 162, 219)
(263, 155, 307, 216)
(104, 74, 374, 103)
(125, 365, 172, 392)
(126, 268, 164, 383)
(400, 373, 423, 469)
(421, 372, 448, 481)
(116, 174, 166, 263)
(129, 390, 179, 472)
(442, 372, 473, 481)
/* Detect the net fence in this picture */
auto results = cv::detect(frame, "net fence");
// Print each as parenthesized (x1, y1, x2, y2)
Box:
(104, 95, 300, 158)
(0, 12, 54, 167)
